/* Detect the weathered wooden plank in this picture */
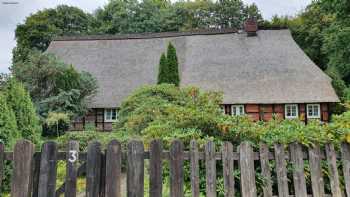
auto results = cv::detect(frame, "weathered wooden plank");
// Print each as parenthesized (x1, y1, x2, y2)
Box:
(190, 140, 200, 197)
(308, 144, 325, 197)
(289, 143, 307, 197)
(259, 143, 272, 197)
(341, 142, 350, 197)
(127, 140, 144, 197)
(105, 140, 122, 197)
(99, 153, 106, 197)
(32, 153, 41, 197)
(11, 140, 35, 197)
(0, 142, 4, 190)
(325, 143, 342, 197)
(65, 141, 79, 197)
(38, 141, 58, 197)
(274, 143, 289, 197)
(86, 141, 102, 197)
(239, 142, 257, 197)
(205, 141, 216, 197)
(149, 140, 163, 197)
(222, 142, 234, 197)
(56, 162, 87, 197)
(170, 140, 184, 197)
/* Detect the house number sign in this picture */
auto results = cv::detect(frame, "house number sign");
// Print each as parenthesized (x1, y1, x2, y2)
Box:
(69, 150, 78, 163)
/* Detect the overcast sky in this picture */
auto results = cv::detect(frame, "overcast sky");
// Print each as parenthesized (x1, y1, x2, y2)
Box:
(0, 0, 311, 73)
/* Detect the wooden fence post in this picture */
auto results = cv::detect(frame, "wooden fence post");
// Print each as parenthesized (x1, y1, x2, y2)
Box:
(86, 141, 102, 197)
(239, 141, 256, 197)
(308, 144, 325, 197)
(65, 141, 79, 197)
(105, 140, 122, 197)
(190, 140, 200, 197)
(259, 143, 272, 197)
(222, 142, 234, 197)
(170, 140, 184, 197)
(0, 142, 4, 191)
(205, 141, 216, 197)
(289, 142, 307, 197)
(274, 143, 289, 197)
(325, 143, 342, 197)
(341, 142, 350, 197)
(149, 139, 163, 197)
(127, 140, 144, 197)
(32, 153, 41, 197)
(11, 140, 35, 197)
(38, 141, 58, 197)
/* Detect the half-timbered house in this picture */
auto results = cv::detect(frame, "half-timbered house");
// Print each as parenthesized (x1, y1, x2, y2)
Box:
(47, 22, 339, 131)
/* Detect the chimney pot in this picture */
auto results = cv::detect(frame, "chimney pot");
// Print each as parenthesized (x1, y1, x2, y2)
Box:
(244, 18, 258, 36)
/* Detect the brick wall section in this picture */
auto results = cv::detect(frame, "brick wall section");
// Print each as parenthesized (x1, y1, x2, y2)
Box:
(225, 103, 330, 122)
(70, 103, 331, 131)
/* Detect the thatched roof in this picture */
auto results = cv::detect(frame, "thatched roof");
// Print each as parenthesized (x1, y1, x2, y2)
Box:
(47, 29, 339, 108)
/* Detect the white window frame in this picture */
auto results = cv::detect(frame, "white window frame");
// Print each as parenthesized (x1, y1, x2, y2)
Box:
(231, 105, 245, 116)
(104, 108, 118, 122)
(307, 104, 321, 119)
(285, 104, 298, 119)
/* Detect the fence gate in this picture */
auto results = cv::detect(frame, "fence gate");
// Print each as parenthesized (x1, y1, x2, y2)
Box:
(1, 139, 350, 197)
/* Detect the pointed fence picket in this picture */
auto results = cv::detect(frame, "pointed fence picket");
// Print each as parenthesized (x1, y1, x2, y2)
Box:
(1, 140, 350, 197)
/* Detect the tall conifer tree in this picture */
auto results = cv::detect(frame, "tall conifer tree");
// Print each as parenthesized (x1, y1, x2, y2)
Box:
(166, 43, 180, 86)
(157, 53, 168, 84)
(5, 79, 41, 143)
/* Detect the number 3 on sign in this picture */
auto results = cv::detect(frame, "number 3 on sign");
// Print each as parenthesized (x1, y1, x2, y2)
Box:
(69, 150, 78, 163)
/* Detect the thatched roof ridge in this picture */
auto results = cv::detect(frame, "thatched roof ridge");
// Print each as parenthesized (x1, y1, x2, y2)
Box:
(47, 29, 339, 108)
(53, 28, 237, 41)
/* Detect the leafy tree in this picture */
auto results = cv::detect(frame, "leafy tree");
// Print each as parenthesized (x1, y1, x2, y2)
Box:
(5, 79, 41, 143)
(45, 112, 70, 137)
(95, 0, 261, 33)
(0, 94, 19, 149)
(13, 5, 98, 62)
(12, 51, 97, 119)
(214, 0, 244, 28)
(166, 43, 180, 86)
(157, 53, 168, 84)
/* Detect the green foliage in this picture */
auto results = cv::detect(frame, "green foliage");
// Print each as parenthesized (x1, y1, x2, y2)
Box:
(116, 84, 350, 147)
(166, 43, 180, 86)
(0, 94, 19, 149)
(13, 5, 98, 62)
(90, 0, 261, 34)
(116, 84, 222, 145)
(5, 79, 41, 143)
(157, 53, 168, 84)
(157, 43, 180, 86)
(12, 51, 97, 120)
(45, 112, 71, 137)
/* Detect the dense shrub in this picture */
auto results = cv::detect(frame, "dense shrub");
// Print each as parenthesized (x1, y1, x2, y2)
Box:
(115, 84, 350, 147)
(0, 94, 20, 149)
(5, 79, 41, 143)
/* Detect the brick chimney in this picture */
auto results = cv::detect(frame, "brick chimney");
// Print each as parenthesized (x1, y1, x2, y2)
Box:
(244, 18, 258, 36)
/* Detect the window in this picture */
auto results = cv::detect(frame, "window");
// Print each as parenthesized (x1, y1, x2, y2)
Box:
(220, 105, 226, 115)
(104, 108, 117, 122)
(307, 104, 320, 119)
(285, 104, 298, 119)
(231, 105, 244, 116)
